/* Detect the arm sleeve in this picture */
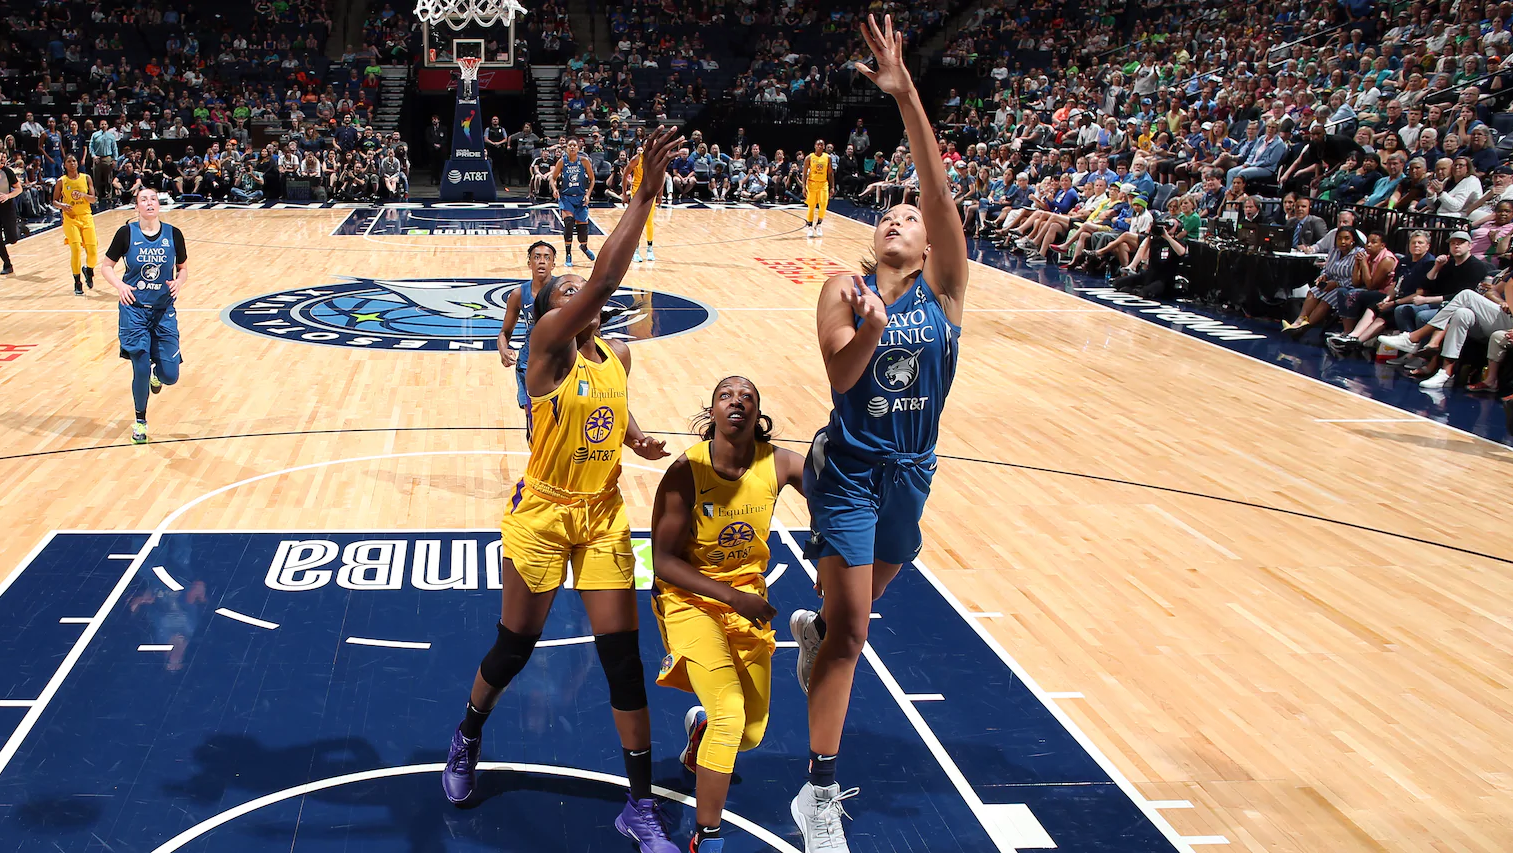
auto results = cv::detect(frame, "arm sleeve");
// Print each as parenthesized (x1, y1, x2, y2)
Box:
(105, 225, 132, 262)
(172, 226, 188, 264)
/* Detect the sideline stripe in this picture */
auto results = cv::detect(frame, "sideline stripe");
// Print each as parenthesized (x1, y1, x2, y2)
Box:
(138, 644, 175, 652)
(214, 607, 279, 630)
(58, 617, 93, 624)
(0, 700, 36, 707)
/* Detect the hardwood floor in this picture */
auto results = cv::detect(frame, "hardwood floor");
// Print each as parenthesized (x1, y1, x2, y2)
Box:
(2, 204, 1510, 851)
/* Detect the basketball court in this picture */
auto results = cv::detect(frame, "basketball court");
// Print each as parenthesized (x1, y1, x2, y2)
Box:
(1, 200, 1510, 852)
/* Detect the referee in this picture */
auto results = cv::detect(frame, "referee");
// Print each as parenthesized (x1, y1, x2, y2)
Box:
(98, 187, 188, 444)
(0, 150, 20, 275)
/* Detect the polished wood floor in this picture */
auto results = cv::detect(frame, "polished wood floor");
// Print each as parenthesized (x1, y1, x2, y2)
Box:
(2, 205, 1511, 852)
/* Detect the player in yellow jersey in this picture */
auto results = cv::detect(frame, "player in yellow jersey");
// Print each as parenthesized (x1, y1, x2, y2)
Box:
(53, 154, 98, 295)
(650, 377, 805, 853)
(626, 143, 657, 262)
(802, 139, 835, 238)
(442, 125, 686, 853)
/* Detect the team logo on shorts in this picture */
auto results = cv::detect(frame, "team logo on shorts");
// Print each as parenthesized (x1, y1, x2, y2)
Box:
(659, 653, 675, 676)
(874, 347, 923, 391)
(584, 406, 616, 444)
(221, 277, 716, 352)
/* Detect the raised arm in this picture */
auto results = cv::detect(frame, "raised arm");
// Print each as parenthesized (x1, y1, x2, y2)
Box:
(528, 126, 682, 351)
(856, 14, 967, 321)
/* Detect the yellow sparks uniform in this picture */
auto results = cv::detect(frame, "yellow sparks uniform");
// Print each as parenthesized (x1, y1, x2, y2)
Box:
(502, 338, 635, 593)
(58, 173, 98, 274)
(804, 152, 832, 223)
(628, 156, 654, 242)
(653, 440, 779, 773)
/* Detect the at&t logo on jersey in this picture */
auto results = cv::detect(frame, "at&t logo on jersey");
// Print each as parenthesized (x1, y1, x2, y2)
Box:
(222, 277, 716, 352)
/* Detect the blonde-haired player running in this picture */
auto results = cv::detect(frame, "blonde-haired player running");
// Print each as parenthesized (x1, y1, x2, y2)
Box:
(53, 154, 98, 294)
(802, 139, 834, 238)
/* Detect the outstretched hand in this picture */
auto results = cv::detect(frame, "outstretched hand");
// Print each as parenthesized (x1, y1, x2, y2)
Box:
(840, 275, 886, 329)
(855, 14, 912, 98)
(636, 125, 685, 198)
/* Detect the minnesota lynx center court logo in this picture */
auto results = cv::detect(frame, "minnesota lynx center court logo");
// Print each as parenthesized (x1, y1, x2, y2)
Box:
(221, 277, 716, 352)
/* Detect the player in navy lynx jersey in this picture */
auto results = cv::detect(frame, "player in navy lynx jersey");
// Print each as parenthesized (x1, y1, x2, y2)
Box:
(99, 186, 189, 445)
(788, 16, 969, 853)
(497, 241, 558, 416)
(552, 137, 596, 268)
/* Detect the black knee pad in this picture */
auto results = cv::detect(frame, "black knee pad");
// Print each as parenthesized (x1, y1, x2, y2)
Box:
(562, 216, 576, 236)
(479, 622, 541, 689)
(576, 220, 590, 241)
(593, 630, 647, 711)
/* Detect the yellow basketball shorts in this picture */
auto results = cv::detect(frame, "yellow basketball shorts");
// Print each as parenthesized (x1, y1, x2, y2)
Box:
(500, 483, 635, 593)
(62, 214, 96, 247)
(653, 585, 774, 773)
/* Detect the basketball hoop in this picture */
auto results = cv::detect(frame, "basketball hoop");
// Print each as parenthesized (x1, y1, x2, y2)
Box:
(414, 0, 527, 30)
(458, 55, 483, 80)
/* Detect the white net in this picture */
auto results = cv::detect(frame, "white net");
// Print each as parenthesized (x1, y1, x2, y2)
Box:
(457, 56, 483, 80)
(414, 0, 528, 29)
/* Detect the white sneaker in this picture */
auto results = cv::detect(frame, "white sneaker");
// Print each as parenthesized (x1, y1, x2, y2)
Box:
(790, 609, 823, 695)
(1378, 333, 1419, 355)
(633, 249, 643, 263)
(791, 782, 859, 853)
(645, 247, 656, 261)
(1419, 370, 1451, 389)
(815, 223, 823, 237)
(806, 225, 815, 238)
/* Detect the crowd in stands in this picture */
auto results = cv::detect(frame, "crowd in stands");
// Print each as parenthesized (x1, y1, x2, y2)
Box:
(0, 0, 410, 224)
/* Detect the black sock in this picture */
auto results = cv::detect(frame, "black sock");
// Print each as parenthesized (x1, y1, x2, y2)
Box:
(814, 612, 827, 640)
(808, 750, 837, 788)
(623, 746, 653, 801)
(135, 410, 147, 421)
(459, 701, 490, 739)
(695, 824, 721, 848)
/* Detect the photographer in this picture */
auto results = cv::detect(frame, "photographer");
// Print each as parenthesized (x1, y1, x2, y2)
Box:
(1113, 206, 1191, 299)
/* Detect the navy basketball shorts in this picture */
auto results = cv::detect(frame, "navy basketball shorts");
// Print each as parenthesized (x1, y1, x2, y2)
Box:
(559, 197, 589, 222)
(117, 302, 183, 366)
(803, 429, 937, 568)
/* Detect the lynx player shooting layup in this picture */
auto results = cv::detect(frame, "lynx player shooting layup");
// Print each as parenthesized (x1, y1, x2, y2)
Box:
(3, 1, 1512, 853)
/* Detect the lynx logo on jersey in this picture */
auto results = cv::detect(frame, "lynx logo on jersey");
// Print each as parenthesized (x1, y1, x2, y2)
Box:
(874, 347, 923, 391)
(222, 277, 716, 352)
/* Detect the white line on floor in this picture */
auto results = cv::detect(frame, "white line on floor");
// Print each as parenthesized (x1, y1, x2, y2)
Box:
(137, 644, 175, 652)
(869, 612, 881, 619)
(535, 636, 595, 648)
(1046, 692, 1085, 699)
(905, 693, 946, 702)
(214, 607, 279, 630)
(1313, 418, 1423, 423)
(152, 565, 184, 592)
(106, 554, 137, 560)
(774, 521, 1023, 852)
(774, 640, 799, 648)
(345, 637, 431, 650)
(57, 617, 93, 624)
(0, 699, 36, 707)
(0, 548, 145, 774)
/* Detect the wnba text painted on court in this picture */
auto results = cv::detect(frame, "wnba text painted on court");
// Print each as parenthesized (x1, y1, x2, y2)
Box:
(265, 538, 509, 591)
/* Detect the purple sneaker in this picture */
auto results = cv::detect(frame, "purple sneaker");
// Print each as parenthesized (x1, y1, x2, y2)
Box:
(441, 726, 480, 805)
(614, 795, 680, 852)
